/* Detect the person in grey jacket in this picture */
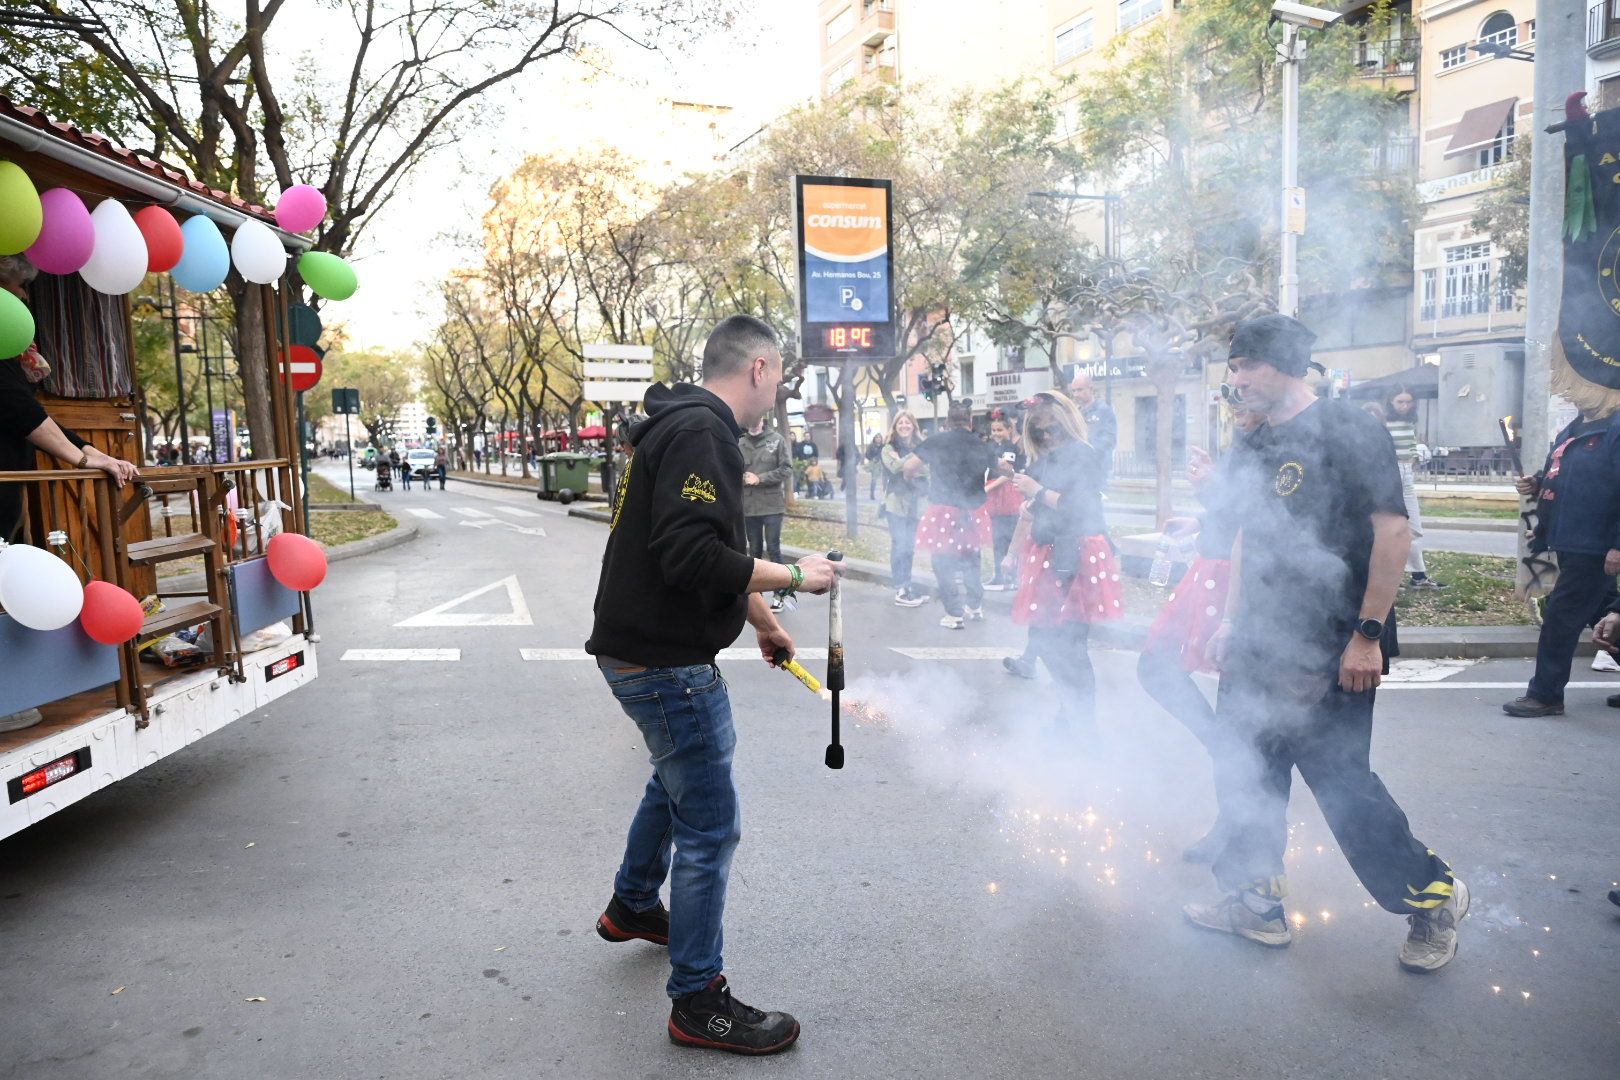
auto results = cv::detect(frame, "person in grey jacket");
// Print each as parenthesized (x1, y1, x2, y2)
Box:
(740, 417, 792, 573)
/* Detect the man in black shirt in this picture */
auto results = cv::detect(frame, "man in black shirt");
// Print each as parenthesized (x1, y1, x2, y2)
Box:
(904, 401, 996, 628)
(1186, 315, 1466, 973)
(586, 315, 837, 1054)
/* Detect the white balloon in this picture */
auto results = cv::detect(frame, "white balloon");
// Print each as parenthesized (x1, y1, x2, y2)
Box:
(230, 218, 287, 285)
(0, 544, 84, 631)
(78, 200, 148, 295)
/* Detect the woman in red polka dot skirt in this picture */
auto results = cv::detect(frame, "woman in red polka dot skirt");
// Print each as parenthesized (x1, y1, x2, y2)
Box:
(1004, 391, 1119, 727)
(904, 401, 1002, 629)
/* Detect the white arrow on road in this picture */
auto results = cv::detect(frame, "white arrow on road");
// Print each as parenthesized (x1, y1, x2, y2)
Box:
(458, 518, 547, 537)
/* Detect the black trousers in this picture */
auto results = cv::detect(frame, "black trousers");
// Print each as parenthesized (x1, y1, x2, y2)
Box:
(1527, 551, 1618, 704)
(1210, 672, 1451, 913)
(1029, 623, 1096, 726)
(745, 513, 783, 564)
(932, 549, 983, 616)
(990, 515, 1018, 580)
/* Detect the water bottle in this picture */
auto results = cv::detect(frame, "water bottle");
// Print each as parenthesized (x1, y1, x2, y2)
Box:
(1149, 536, 1174, 588)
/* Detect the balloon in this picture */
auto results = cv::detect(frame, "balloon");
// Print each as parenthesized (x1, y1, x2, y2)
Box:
(0, 544, 84, 631)
(172, 215, 230, 293)
(133, 206, 184, 272)
(79, 580, 144, 645)
(0, 160, 42, 256)
(265, 532, 327, 591)
(79, 200, 149, 295)
(230, 218, 287, 285)
(297, 251, 357, 301)
(274, 184, 327, 233)
(0, 289, 34, 359)
(25, 188, 94, 274)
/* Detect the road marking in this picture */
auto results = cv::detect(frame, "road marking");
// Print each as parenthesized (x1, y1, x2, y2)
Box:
(395, 576, 534, 627)
(459, 519, 546, 537)
(1378, 681, 1618, 691)
(892, 646, 1022, 660)
(1383, 659, 1480, 682)
(494, 505, 541, 518)
(404, 508, 443, 519)
(519, 647, 830, 661)
(717, 647, 828, 660)
(342, 648, 460, 662)
(453, 506, 493, 518)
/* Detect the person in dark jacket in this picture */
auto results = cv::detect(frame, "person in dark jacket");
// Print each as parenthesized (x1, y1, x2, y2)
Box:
(1068, 369, 1117, 479)
(904, 401, 997, 628)
(0, 256, 139, 543)
(586, 315, 837, 1056)
(1504, 407, 1620, 716)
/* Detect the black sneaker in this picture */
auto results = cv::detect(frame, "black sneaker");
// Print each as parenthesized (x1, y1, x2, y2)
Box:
(1002, 655, 1037, 679)
(595, 895, 669, 946)
(1502, 696, 1564, 718)
(668, 976, 800, 1055)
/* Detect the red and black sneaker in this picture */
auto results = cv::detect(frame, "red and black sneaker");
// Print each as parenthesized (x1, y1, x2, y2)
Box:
(669, 976, 799, 1055)
(595, 895, 669, 946)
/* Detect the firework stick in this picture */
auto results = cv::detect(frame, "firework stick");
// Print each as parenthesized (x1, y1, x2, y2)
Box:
(826, 550, 845, 770)
(771, 647, 822, 694)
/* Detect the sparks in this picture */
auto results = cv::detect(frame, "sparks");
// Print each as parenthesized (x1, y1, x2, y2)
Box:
(1521, 991, 1531, 1001)
(1291, 912, 1306, 927)
(1319, 911, 1331, 921)
(987, 881, 999, 894)
(1492, 986, 1501, 994)
(1531, 949, 1539, 958)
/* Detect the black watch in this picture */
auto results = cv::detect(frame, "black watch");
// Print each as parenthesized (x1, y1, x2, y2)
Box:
(1355, 618, 1384, 641)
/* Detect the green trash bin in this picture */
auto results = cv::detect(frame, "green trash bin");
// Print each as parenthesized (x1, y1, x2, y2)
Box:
(537, 451, 594, 504)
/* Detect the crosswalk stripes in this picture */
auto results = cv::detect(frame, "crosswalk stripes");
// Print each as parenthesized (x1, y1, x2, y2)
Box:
(453, 506, 493, 518)
(404, 507, 443, 519)
(341, 648, 460, 662)
(493, 505, 541, 518)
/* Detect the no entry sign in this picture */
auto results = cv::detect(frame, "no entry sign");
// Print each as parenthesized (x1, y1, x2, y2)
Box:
(278, 344, 323, 392)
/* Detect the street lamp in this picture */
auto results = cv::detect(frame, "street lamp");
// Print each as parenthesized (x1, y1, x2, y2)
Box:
(1471, 40, 1535, 63)
(1271, 1, 1343, 318)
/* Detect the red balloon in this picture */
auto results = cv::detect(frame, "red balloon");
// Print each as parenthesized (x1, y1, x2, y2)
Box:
(266, 532, 327, 591)
(133, 206, 184, 272)
(79, 580, 145, 645)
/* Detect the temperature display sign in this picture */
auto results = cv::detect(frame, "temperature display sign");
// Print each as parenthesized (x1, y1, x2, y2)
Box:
(794, 175, 896, 361)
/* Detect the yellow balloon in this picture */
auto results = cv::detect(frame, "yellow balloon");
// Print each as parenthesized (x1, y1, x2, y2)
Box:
(0, 160, 43, 256)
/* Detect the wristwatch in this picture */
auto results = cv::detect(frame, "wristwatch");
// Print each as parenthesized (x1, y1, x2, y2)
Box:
(74, 449, 90, 469)
(1355, 617, 1384, 641)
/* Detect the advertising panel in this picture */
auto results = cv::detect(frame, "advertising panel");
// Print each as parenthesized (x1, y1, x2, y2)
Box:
(795, 175, 896, 362)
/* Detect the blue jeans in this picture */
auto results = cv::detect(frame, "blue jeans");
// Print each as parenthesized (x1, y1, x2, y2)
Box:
(603, 663, 741, 997)
(887, 512, 918, 590)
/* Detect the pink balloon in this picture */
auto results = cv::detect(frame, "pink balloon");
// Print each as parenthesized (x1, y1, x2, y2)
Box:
(266, 532, 328, 591)
(79, 580, 145, 645)
(274, 185, 327, 233)
(25, 188, 95, 274)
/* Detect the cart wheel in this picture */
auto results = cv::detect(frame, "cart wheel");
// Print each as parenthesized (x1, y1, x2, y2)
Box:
(558, 489, 575, 505)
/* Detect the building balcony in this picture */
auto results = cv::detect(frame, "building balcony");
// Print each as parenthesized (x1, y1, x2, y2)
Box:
(861, 1, 895, 46)
(1591, 1, 1620, 58)
(1356, 37, 1420, 88)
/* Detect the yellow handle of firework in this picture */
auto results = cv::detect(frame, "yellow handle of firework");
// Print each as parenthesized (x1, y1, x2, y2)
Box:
(771, 648, 822, 694)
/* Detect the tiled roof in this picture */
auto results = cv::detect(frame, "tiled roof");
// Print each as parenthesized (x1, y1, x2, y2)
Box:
(0, 96, 277, 223)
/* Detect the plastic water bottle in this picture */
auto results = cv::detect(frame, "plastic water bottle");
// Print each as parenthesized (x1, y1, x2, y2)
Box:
(1149, 536, 1174, 588)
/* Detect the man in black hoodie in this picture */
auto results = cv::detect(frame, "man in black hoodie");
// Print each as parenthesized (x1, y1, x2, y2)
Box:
(586, 315, 838, 1055)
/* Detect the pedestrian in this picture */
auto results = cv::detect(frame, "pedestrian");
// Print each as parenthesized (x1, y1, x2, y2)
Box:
(865, 432, 884, 500)
(1384, 386, 1445, 590)
(435, 446, 448, 490)
(982, 412, 1024, 591)
(881, 410, 930, 607)
(1503, 403, 1620, 717)
(903, 401, 998, 629)
(1185, 314, 1466, 973)
(739, 415, 792, 610)
(400, 451, 413, 490)
(1002, 391, 1119, 726)
(585, 314, 837, 1055)
(1067, 369, 1117, 478)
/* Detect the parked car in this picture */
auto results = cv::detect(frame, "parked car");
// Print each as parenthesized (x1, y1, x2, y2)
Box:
(405, 448, 439, 482)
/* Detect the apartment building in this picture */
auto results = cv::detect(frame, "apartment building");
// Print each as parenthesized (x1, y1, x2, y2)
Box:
(1589, 2, 1620, 104)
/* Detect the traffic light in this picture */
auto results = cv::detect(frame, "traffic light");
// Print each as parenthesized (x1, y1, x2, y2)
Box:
(919, 374, 936, 401)
(426, 416, 437, 435)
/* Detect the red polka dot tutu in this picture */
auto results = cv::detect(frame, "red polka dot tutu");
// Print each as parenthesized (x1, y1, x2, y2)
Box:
(1144, 557, 1231, 672)
(915, 505, 983, 554)
(1012, 535, 1124, 627)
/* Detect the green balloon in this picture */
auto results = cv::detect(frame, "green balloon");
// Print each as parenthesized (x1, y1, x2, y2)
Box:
(0, 160, 42, 256)
(298, 251, 357, 301)
(0, 289, 35, 359)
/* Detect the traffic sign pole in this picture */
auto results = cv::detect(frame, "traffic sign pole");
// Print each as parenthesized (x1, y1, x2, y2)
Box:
(345, 413, 355, 501)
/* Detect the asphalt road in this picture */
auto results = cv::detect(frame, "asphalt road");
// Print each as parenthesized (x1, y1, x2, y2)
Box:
(2, 465, 1616, 1080)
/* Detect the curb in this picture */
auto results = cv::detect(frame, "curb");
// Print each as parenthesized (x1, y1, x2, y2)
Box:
(446, 471, 607, 500)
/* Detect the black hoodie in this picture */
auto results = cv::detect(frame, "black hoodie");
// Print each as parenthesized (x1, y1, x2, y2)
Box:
(586, 383, 756, 666)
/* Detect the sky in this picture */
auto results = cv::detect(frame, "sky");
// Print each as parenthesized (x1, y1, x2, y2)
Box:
(324, 3, 820, 353)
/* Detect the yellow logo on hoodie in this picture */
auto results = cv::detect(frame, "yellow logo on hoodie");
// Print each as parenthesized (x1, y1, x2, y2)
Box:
(681, 474, 717, 503)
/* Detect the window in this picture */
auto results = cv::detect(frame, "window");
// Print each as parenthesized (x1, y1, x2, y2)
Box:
(862, 0, 894, 14)
(1420, 269, 1437, 322)
(1440, 44, 1469, 70)
(1478, 11, 1517, 50)
(829, 56, 856, 91)
(1525, 18, 1536, 42)
(1442, 243, 1494, 318)
(1602, 75, 1620, 111)
(1055, 15, 1095, 64)
(1119, 0, 1163, 32)
(1478, 108, 1516, 168)
(826, 6, 854, 44)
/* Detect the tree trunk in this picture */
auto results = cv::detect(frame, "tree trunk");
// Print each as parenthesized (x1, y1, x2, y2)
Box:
(232, 282, 277, 461)
(1151, 360, 1178, 529)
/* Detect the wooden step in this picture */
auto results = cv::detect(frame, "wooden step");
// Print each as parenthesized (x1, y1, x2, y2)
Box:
(126, 532, 215, 565)
(140, 600, 223, 640)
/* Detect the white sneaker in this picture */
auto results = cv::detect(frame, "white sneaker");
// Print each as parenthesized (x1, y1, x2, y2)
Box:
(939, 615, 965, 630)
(964, 606, 984, 621)
(1593, 650, 1620, 672)
(1182, 892, 1292, 948)
(1399, 877, 1469, 973)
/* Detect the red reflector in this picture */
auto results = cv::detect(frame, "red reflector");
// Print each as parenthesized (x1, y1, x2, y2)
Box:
(8, 748, 91, 803)
(265, 650, 306, 682)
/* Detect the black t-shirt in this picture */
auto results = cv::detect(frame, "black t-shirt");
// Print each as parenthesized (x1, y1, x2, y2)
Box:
(1209, 399, 1406, 674)
(988, 437, 1025, 474)
(1027, 440, 1106, 551)
(914, 428, 995, 509)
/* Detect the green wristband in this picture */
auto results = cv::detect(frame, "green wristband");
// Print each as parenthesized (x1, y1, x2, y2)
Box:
(787, 563, 804, 590)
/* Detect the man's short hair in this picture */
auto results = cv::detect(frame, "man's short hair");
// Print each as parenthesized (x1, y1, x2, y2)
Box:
(702, 315, 780, 381)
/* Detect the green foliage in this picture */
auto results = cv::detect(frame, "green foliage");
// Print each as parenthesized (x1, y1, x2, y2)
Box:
(1472, 150, 1531, 294)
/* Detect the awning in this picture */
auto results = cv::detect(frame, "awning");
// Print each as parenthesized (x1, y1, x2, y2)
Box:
(1345, 363, 1439, 399)
(1444, 98, 1517, 158)
(576, 425, 607, 439)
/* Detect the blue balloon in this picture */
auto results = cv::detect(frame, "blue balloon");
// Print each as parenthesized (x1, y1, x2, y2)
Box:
(172, 215, 230, 292)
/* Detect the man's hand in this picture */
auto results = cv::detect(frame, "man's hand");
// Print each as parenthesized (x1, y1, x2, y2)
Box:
(1204, 622, 1233, 671)
(1010, 472, 1042, 499)
(757, 624, 793, 666)
(88, 449, 139, 488)
(1605, 549, 1620, 576)
(1594, 612, 1620, 653)
(743, 471, 759, 486)
(1515, 474, 1541, 498)
(1186, 446, 1213, 488)
(1339, 634, 1383, 693)
(795, 555, 841, 594)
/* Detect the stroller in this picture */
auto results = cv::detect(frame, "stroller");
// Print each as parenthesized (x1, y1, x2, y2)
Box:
(374, 458, 393, 492)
